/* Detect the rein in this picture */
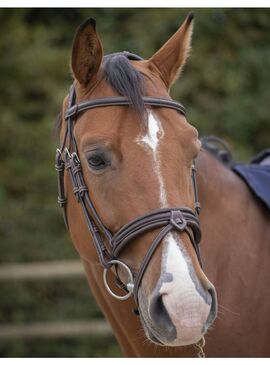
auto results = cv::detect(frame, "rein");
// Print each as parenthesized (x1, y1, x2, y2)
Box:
(55, 82, 202, 307)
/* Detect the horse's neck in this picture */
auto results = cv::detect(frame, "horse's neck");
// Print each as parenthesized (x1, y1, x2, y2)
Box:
(196, 150, 248, 215)
(195, 150, 270, 357)
(196, 149, 269, 283)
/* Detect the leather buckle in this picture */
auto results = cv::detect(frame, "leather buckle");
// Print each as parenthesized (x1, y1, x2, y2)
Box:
(55, 149, 64, 172)
(71, 152, 80, 166)
(63, 147, 71, 161)
(170, 210, 187, 231)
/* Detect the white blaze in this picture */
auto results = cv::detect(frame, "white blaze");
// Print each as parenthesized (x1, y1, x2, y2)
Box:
(137, 110, 167, 206)
(136, 111, 210, 344)
(140, 112, 160, 151)
(160, 234, 211, 345)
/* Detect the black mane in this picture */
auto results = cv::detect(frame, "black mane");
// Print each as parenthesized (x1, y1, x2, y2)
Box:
(201, 136, 233, 167)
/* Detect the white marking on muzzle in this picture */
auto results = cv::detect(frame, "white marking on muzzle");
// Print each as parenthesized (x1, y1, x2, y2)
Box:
(160, 235, 211, 345)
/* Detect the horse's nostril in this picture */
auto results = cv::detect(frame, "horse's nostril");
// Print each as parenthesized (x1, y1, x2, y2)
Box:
(149, 294, 165, 322)
(149, 293, 176, 341)
(204, 286, 218, 331)
(209, 287, 218, 314)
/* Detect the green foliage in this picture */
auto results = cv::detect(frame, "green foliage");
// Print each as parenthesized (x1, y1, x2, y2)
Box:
(0, 279, 103, 325)
(0, 337, 121, 357)
(0, 8, 269, 357)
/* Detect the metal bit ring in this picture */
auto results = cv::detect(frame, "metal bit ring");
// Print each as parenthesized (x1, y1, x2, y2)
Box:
(103, 260, 134, 300)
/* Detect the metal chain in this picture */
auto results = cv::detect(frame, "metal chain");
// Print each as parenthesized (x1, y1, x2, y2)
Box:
(194, 336, 206, 358)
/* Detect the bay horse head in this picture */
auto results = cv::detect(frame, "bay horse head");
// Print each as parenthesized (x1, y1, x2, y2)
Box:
(56, 14, 217, 347)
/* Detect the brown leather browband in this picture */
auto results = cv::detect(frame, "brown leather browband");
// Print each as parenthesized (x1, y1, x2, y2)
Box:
(55, 82, 202, 308)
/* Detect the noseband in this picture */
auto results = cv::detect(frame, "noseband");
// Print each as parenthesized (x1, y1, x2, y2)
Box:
(55, 69, 202, 309)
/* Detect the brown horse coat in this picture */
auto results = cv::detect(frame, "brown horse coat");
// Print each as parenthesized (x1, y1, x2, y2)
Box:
(58, 15, 270, 357)
(78, 151, 270, 357)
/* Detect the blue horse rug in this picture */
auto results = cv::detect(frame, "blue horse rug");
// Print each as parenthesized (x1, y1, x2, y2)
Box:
(232, 149, 270, 211)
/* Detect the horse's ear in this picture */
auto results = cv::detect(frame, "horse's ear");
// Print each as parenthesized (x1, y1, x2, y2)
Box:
(71, 18, 103, 87)
(148, 13, 194, 89)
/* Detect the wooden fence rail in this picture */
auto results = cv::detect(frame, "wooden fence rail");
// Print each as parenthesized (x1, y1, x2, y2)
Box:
(0, 260, 84, 280)
(0, 320, 112, 340)
(0, 260, 114, 341)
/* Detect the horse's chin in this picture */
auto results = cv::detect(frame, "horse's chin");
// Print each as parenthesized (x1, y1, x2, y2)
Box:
(138, 293, 204, 347)
(139, 310, 203, 347)
(139, 290, 209, 347)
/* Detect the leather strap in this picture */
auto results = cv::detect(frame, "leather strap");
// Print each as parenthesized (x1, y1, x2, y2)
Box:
(110, 208, 202, 304)
(65, 96, 186, 120)
(56, 82, 202, 307)
(112, 208, 200, 256)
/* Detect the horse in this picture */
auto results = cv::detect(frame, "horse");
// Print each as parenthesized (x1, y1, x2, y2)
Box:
(55, 14, 270, 357)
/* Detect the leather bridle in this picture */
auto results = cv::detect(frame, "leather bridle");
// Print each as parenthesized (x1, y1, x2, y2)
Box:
(55, 59, 202, 308)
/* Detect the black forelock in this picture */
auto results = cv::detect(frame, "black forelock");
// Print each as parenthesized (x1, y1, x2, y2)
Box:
(55, 52, 146, 137)
(103, 52, 146, 118)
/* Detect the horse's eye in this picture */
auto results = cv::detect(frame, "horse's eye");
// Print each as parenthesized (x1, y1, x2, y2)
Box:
(87, 152, 110, 171)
